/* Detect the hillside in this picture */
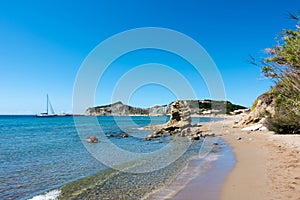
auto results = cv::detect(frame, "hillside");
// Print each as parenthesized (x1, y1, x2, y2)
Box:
(84, 100, 247, 116)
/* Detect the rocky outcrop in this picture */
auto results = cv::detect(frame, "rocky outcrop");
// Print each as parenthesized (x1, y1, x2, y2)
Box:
(162, 100, 192, 133)
(145, 100, 211, 140)
(238, 92, 275, 126)
(144, 100, 223, 140)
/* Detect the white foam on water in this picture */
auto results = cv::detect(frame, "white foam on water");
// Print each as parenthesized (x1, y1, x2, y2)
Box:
(202, 153, 220, 162)
(28, 190, 61, 200)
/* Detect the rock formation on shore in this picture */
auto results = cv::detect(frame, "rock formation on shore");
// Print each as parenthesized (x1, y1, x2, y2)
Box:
(145, 100, 214, 140)
(162, 100, 191, 132)
(238, 92, 275, 127)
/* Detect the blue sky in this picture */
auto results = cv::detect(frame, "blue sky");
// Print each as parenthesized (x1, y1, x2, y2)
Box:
(0, 0, 299, 114)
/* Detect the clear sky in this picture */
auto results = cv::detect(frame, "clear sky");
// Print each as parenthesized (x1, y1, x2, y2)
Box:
(0, 0, 299, 114)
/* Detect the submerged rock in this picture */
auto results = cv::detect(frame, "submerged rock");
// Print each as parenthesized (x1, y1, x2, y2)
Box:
(192, 135, 200, 140)
(87, 136, 99, 143)
(203, 132, 215, 137)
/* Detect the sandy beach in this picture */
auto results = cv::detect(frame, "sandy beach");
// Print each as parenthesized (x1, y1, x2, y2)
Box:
(174, 116, 300, 200)
(220, 118, 300, 200)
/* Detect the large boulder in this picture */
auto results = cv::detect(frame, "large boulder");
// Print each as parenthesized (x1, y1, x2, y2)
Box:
(87, 136, 99, 143)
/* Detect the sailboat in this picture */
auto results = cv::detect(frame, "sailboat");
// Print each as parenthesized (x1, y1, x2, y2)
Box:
(36, 94, 56, 117)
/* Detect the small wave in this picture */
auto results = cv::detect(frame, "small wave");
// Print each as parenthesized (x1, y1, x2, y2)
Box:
(28, 190, 61, 200)
(132, 127, 146, 130)
(202, 153, 220, 162)
(143, 153, 220, 200)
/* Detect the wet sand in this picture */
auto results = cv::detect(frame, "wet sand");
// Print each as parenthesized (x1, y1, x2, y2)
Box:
(173, 116, 300, 200)
(172, 142, 235, 200)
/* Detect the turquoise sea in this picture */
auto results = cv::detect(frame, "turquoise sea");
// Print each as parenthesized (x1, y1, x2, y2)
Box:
(0, 115, 231, 200)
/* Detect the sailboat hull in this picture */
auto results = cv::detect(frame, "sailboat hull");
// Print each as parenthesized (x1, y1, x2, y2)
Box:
(36, 113, 56, 117)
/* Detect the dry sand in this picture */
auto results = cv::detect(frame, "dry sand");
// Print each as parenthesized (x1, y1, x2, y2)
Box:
(174, 116, 300, 200)
(210, 116, 300, 200)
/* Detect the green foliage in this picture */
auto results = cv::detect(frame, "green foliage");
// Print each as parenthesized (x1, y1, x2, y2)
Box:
(187, 100, 246, 114)
(251, 98, 258, 111)
(188, 100, 201, 109)
(226, 101, 246, 113)
(267, 110, 300, 134)
(259, 15, 300, 134)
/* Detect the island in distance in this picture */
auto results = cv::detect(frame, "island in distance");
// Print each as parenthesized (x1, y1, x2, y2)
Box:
(84, 100, 247, 116)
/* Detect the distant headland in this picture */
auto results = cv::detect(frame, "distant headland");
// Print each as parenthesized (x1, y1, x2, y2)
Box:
(84, 100, 247, 116)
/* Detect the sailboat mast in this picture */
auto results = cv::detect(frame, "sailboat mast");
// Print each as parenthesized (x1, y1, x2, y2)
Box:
(46, 94, 49, 115)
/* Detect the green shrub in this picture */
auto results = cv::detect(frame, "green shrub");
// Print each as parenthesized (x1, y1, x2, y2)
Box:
(268, 113, 300, 134)
(258, 15, 300, 134)
(251, 98, 258, 111)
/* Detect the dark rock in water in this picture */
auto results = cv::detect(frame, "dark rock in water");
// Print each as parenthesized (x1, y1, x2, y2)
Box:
(204, 132, 215, 137)
(87, 136, 99, 143)
(154, 131, 164, 137)
(122, 133, 129, 138)
(148, 134, 158, 139)
(144, 131, 165, 140)
(164, 126, 180, 134)
(192, 135, 200, 140)
(154, 130, 164, 135)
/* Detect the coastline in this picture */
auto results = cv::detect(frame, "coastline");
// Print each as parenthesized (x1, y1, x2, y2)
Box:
(17, 115, 299, 199)
(173, 116, 300, 200)
(169, 139, 235, 200)
(146, 138, 235, 200)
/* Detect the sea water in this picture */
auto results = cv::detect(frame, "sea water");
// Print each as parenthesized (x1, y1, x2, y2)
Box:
(0, 115, 226, 200)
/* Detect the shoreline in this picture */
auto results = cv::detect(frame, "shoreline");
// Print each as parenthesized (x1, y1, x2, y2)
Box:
(171, 139, 235, 200)
(172, 116, 300, 200)
(146, 138, 235, 200)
